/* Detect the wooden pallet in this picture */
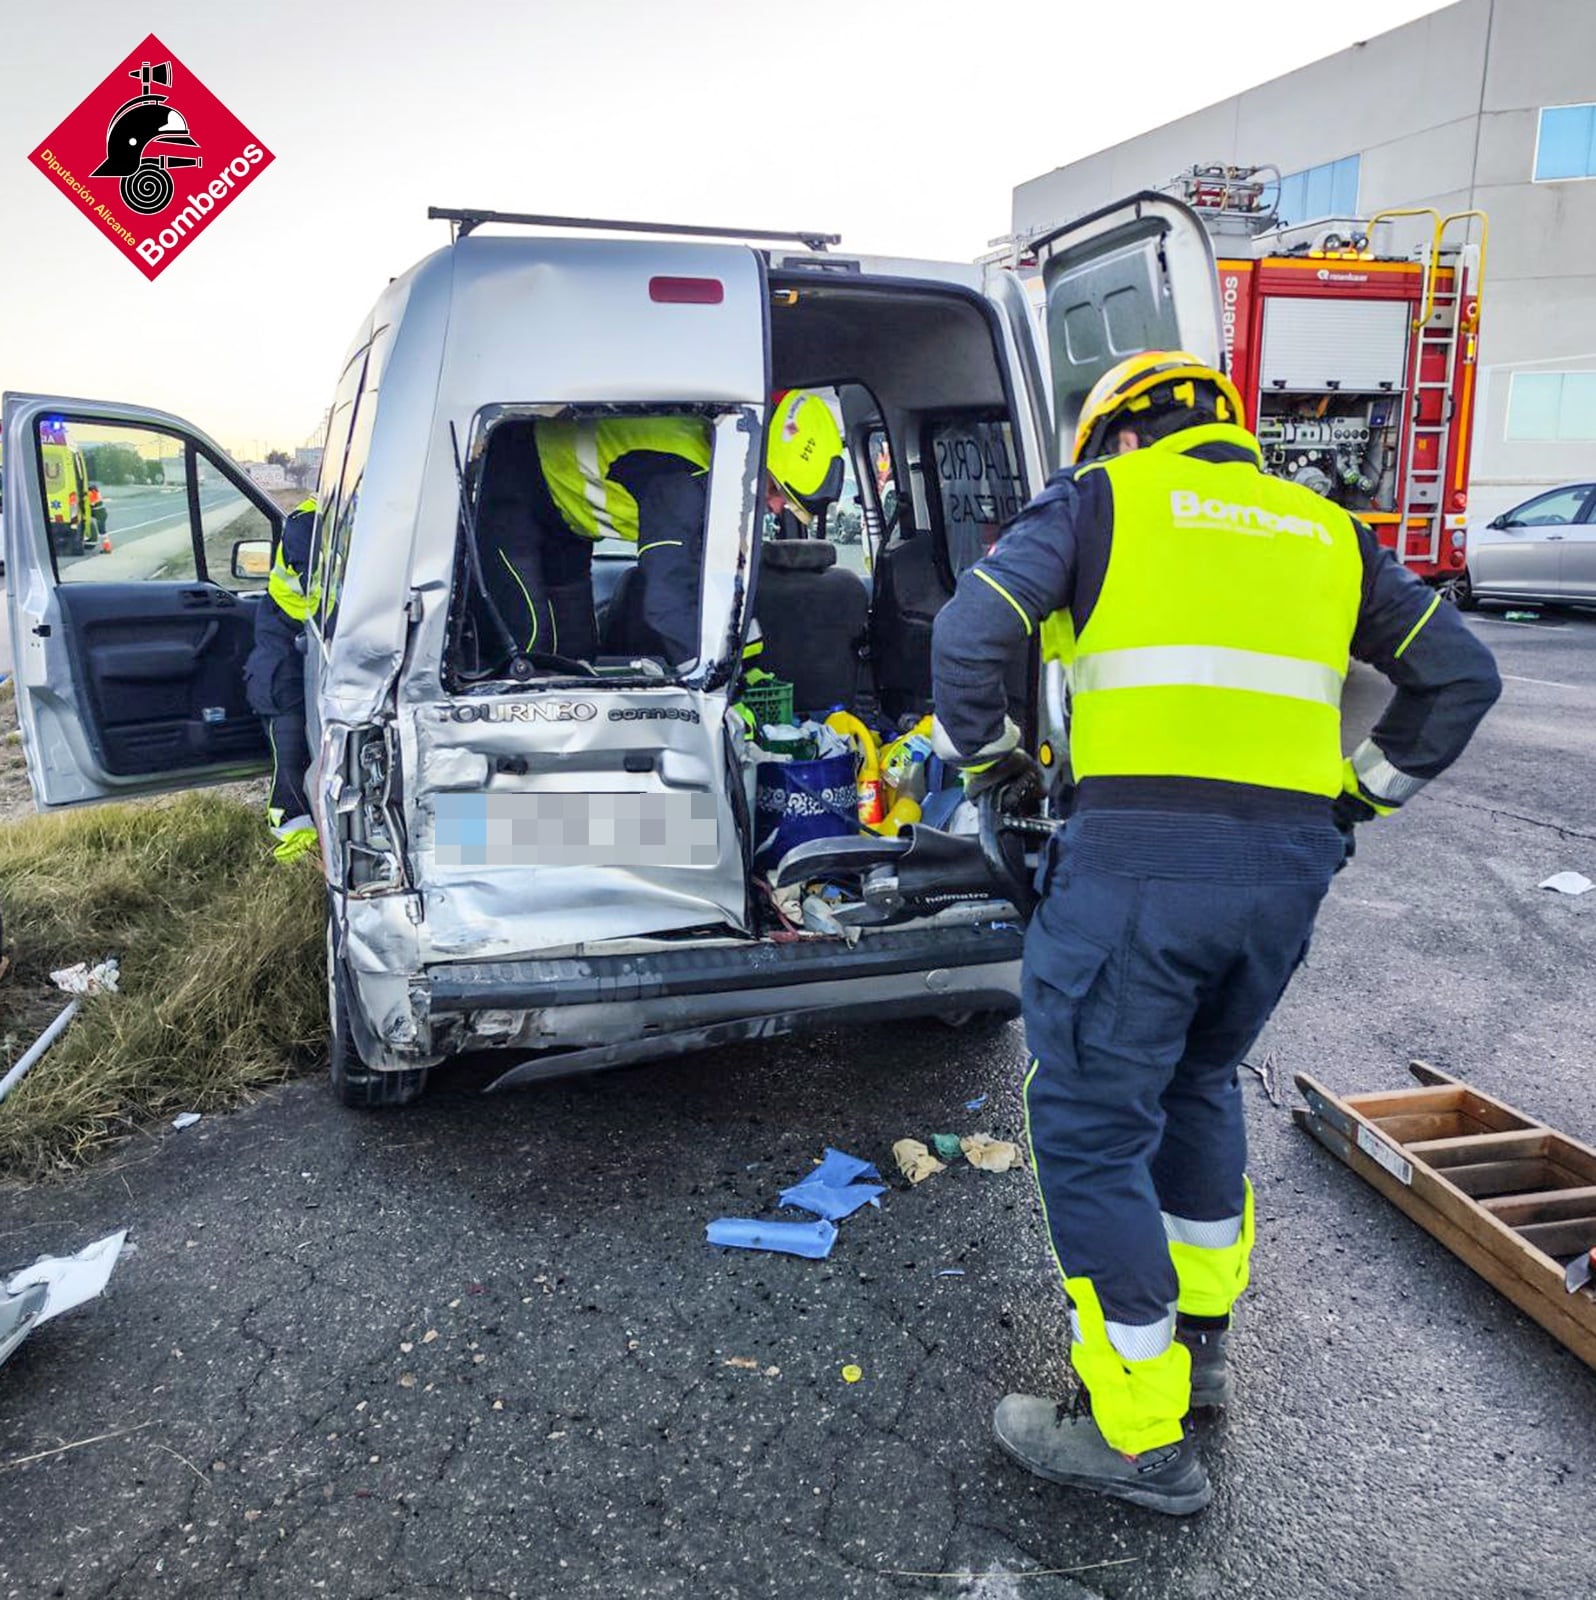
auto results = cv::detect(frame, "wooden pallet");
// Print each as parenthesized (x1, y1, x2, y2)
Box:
(1293, 1061, 1596, 1371)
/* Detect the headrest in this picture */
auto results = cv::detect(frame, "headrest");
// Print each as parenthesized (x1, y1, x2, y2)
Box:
(762, 539, 838, 573)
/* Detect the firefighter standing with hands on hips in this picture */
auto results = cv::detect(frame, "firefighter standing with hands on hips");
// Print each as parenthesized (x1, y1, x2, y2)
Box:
(244, 495, 319, 863)
(931, 351, 1500, 1514)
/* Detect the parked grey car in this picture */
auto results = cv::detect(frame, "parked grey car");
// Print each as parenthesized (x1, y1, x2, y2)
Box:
(1455, 481, 1596, 607)
(4, 194, 1226, 1108)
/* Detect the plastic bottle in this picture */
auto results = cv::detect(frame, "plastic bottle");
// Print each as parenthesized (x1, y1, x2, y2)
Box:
(824, 710, 885, 825)
(880, 716, 935, 808)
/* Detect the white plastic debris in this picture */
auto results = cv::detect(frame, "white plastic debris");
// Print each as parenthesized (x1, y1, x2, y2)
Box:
(1539, 871, 1594, 896)
(49, 957, 120, 995)
(171, 1112, 202, 1131)
(1, 1231, 128, 1369)
(0, 958, 124, 1107)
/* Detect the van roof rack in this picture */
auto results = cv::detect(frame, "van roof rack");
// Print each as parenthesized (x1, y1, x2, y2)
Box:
(428, 207, 839, 252)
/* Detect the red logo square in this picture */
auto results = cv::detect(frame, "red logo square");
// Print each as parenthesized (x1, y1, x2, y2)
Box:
(28, 33, 273, 281)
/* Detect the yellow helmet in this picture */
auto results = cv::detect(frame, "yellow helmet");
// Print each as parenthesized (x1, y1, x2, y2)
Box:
(767, 390, 845, 515)
(1072, 351, 1245, 464)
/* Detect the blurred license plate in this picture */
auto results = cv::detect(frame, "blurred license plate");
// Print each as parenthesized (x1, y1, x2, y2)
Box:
(435, 792, 719, 868)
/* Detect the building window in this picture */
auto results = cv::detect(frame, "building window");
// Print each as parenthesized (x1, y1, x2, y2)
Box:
(1506, 372, 1596, 441)
(1275, 155, 1360, 225)
(1534, 104, 1596, 181)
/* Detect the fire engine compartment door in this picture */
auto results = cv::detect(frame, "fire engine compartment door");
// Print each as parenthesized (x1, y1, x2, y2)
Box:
(2, 392, 281, 809)
(1029, 192, 1223, 469)
(1257, 297, 1411, 394)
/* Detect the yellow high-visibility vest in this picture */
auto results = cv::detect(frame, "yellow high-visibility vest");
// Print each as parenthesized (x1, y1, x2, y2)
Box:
(1055, 424, 1363, 797)
(268, 498, 320, 622)
(534, 418, 711, 544)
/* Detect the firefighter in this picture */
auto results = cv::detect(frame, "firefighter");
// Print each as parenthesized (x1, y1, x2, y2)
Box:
(930, 351, 1501, 1514)
(764, 389, 845, 529)
(243, 496, 319, 863)
(531, 415, 714, 669)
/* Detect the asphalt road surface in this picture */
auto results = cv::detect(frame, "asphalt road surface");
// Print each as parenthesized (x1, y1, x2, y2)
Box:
(4, 610, 1596, 1599)
(57, 482, 247, 582)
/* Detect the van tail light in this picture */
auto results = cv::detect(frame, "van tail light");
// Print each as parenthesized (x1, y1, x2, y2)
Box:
(328, 724, 407, 896)
(649, 276, 724, 305)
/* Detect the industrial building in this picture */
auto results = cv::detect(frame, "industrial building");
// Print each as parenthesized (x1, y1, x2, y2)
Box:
(1011, 0, 1596, 518)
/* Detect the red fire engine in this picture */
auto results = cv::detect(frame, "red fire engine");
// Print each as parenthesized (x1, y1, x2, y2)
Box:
(1172, 164, 1487, 583)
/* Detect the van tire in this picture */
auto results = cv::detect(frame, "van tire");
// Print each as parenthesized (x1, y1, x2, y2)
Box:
(327, 917, 428, 1109)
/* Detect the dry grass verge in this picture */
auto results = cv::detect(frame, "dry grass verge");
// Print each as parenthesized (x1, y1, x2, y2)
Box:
(0, 792, 325, 1179)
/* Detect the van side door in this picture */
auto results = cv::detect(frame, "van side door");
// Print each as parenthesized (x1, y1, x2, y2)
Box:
(2, 393, 283, 807)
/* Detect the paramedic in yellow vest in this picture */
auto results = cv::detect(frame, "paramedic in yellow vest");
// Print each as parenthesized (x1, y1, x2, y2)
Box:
(243, 496, 319, 863)
(930, 352, 1500, 1514)
(532, 416, 713, 669)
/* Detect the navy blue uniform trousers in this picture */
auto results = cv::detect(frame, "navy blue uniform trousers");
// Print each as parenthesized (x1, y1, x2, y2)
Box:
(1022, 808, 1343, 1331)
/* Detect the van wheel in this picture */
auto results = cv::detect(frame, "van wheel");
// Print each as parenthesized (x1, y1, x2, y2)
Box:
(326, 918, 428, 1109)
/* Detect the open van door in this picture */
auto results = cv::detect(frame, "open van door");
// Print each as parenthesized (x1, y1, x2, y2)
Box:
(2, 393, 283, 808)
(1026, 192, 1224, 471)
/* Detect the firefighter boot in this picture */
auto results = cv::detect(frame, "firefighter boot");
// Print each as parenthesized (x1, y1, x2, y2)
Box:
(1176, 1314, 1232, 1409)
(993, 1392, 1211, 1515)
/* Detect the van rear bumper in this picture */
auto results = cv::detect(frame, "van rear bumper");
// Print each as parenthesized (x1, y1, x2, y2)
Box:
(428, 921, 1023, 1010)
(409, 921, 1024, 1076)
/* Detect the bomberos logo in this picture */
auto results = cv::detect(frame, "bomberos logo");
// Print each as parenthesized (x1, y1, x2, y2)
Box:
(28, 33, 274, 280)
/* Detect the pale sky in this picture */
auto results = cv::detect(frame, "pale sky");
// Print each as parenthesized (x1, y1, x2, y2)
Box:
(0, 0, 1448, 458)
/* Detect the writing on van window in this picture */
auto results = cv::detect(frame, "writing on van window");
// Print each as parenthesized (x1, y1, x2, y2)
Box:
(930, 419, 1022, 573)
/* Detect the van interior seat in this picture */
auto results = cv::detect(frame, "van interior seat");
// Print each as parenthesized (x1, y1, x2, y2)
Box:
(753, 538, 869, 720)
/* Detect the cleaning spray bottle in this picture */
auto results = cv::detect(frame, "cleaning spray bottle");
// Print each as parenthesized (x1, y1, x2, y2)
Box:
(823, 710, 885, 826)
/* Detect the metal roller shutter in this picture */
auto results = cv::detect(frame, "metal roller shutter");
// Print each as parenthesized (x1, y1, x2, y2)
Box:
(1258, 297, 1411, 393)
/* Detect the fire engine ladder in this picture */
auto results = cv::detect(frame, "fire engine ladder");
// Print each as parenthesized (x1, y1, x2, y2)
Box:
(1394, 212, 1487, 569)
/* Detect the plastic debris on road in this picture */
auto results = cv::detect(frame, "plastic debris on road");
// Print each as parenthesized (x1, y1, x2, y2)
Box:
(709, 1147, 882, 1258)
(171, 1112, 202, 1131)
(964, 1094, 988, 1112)
(841, 1363, 863, 1383)
(1, 1231, 128, 1369)
(1539, 871, 1594, 896)
(930, 1133, 964, 1161)
(779, 1179, 885, 1221)
(936, 1268, 966, 1277)
(806, 1147, 881, 1187)
(1504, 610, 1540, 622)
(779, 1146, 885, 1219)
(893, 1138, 947, 1184)
(706, 1218, 838, 1259)
(960, 1134, 1023, 1172)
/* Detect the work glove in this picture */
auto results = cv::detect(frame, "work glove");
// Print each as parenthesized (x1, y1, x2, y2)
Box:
(931, 715, 1045, 810)
(963, 747, 1045, 808)
(1330, 790, 1377, 874)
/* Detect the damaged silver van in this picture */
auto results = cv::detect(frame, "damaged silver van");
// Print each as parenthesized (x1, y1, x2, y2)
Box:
(3, 195, 1223, 1106)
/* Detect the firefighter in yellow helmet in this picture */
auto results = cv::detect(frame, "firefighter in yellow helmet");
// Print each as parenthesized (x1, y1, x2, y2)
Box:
(242, 496, 319, 863)
(765, 390, 845, 526)
(930, 350, 1500, 1513)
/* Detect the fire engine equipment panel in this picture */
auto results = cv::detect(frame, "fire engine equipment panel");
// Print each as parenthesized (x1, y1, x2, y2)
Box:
(1252, 295, 1409, 513)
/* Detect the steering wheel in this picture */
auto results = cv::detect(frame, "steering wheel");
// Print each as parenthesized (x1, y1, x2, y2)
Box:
(976, 789, 1046, 920)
